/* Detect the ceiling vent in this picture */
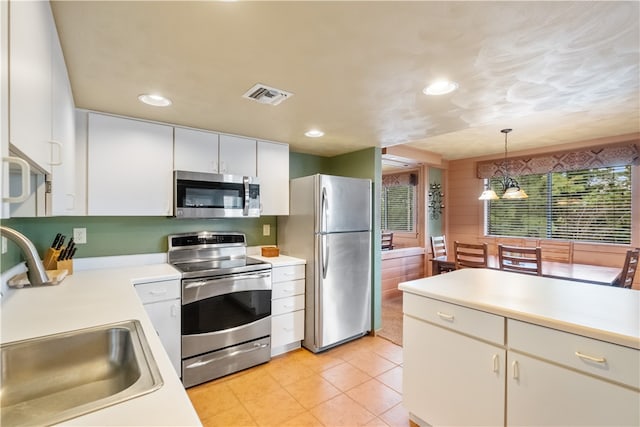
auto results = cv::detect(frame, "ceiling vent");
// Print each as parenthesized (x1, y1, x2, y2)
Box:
(242, 83, 293, 106)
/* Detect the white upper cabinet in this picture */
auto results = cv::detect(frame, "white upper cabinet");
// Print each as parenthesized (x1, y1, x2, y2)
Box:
(87, 113, 173, 216)
(49, 19, 76, 215)
(219, 134, 256, 176)
(257, 140, 289, 215)
(9, 0, 54, 174)
(174, 127, 219, 173)
(6, 0, 76, 217)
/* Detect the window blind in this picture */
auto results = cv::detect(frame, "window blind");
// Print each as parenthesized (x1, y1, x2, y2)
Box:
(487, 166, 632, 244)
(381, 184, 415, 232)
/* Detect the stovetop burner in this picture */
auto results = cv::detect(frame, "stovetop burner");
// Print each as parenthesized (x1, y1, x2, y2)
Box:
(167, 231, 270, 279)
(172, 257, 270, 279)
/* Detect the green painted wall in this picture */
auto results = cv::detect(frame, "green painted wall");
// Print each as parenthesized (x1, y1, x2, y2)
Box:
(1, 216, 276, 270)
(1, 147, 383, 333)
(289, 152, 330, 178)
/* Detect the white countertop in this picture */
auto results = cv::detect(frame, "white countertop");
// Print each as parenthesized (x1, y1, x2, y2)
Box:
(250, 254, 306, 267)
(0, 263, 201, 426)
(399, 268, 640, 350)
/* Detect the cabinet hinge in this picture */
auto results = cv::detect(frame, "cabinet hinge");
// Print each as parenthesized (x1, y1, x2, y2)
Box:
(45, 181, 52, 194)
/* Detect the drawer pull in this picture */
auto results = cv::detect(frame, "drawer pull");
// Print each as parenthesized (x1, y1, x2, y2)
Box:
(575, 351, 607, 364)
(282, 289, 294, 293)
(512, 360, 519, 380)
(492, 354, 499, 373)
(284, 305, 293, 309)
(150, 290, 168, 295)
(437, 311, 454, 321)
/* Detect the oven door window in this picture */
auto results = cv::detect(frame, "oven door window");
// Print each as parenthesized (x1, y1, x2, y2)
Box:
(182, 289, 271, 335)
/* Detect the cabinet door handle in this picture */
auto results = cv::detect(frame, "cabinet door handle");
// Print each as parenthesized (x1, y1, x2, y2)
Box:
(575, 351, 607, 364)
(492, 354, 499, 373)
(512, 360, 519, 380)
(2, 156, 30, 203)
(436, 311, 454, 321)
(171, 303, 178, 317)
(49, 140, 63, 165)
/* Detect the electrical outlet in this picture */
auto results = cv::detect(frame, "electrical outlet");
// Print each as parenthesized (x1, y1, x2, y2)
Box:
(1, 237, 7, 254)
(73, 228, 87, 244)
(263, 224, 271, 236)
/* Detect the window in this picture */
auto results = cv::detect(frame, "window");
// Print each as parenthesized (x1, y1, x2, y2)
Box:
(486, 166, 632, 244)
(381, 179, 416, 232)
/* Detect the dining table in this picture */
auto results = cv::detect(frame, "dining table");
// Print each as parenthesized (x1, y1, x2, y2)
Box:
(430, 255, 622, 286)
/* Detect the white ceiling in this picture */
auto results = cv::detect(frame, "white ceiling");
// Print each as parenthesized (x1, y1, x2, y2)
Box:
(50, 1, 640, 160)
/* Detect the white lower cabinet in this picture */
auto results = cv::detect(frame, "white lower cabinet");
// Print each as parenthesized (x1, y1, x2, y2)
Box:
(403, 296, 505, 426)
(507, 352, 639, 426)
(135, 279, 181, 376)
(270, 264, 305, 356)
(403, 293, 640, 426)
(507, 319, 640, 426)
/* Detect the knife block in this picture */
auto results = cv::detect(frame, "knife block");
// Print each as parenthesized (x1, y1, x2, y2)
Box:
(43, 248, 61, 270)
(57, 259, 73, 275)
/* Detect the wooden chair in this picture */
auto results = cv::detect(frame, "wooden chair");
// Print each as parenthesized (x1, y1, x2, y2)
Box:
(381, 231, 394, 251)
(431, 235, 455, 273)
(498, 244, 542, 276)
(454, 241, 488, 269)
(613, 248, 639, 288)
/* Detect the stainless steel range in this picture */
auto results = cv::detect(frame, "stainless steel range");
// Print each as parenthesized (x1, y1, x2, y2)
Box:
(168, 231, 272, 388)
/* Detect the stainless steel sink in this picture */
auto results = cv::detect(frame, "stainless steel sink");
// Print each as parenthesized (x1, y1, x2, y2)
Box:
(0, 320, 163, 426)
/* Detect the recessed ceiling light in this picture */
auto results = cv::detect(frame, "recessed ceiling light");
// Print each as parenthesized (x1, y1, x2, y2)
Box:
(305, 129, 324, 138)
(138, 94, 172, 107)
(422, 80, 458, 96)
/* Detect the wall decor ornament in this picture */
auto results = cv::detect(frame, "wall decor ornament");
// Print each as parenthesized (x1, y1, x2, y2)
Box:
(428, 183, 444, 220)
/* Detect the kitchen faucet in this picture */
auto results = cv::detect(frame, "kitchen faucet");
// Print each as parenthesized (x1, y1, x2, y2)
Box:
(1, 226, 50, 286)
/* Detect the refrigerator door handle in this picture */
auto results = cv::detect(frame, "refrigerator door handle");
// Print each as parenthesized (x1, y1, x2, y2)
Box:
(321, 234, 329, 279)
(321, 186, 328, 232)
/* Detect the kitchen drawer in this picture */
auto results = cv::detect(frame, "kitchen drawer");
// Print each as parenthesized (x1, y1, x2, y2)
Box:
(271, 310, 304, 348)
(508, 319, 640, 389)
(135, 279, 180, 304)
(272, 295, 304, 316)
(272, 279, 305, 299)
(403, 293, 504, 345)
(272, 264, 305, 283)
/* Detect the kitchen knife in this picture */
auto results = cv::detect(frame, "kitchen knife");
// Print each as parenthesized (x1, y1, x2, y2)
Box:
(62, 242, 75, 260)
(55, 236, 65, 250)
(68, 247, 77, 260)
(57, 247, 67, 261)
(51, 233, 62, 249)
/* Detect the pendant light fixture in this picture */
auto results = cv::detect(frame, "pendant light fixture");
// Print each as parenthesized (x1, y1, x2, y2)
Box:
(478, 128, 528, 200)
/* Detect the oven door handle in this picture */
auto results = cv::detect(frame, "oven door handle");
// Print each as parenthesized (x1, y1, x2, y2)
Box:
(184, 272, 272, 289)
(184, 341, 269, 369)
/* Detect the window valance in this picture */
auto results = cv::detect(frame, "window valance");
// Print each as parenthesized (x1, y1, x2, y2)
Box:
(476, 142, 639, 179)
(382, 172, 417, 187)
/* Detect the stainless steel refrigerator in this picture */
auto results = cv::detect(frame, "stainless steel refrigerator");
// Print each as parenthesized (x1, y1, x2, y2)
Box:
(278, 174, 372, 353)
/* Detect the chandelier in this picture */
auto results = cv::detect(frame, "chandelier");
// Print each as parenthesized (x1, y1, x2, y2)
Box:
(478, 128, 528, 200)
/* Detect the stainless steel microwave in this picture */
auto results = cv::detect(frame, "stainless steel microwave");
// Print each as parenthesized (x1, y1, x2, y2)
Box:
(174, 171, 260, 218)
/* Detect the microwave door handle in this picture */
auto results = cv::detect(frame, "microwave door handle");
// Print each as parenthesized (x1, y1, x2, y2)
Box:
(243, 176, 250, 216)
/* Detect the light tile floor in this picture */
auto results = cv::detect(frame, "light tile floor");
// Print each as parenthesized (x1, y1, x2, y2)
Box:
(187, 335, 409, 427)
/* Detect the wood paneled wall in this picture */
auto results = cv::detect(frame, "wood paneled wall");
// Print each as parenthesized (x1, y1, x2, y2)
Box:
(381, 247, 425, 300)
(445, 134, 640, 289)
